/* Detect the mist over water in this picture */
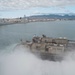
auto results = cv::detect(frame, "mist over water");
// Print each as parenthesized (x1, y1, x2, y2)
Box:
(0, 21, 75, 75)
(0, 44, 75, 75)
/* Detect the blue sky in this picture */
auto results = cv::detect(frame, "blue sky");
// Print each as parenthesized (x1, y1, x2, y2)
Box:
(0, 0, 75, 18)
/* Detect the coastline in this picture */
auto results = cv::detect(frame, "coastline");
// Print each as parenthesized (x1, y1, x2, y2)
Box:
(0, 18, 75, 25)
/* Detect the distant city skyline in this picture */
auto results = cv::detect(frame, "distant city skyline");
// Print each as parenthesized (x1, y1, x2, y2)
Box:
(0, 0, 75, 18)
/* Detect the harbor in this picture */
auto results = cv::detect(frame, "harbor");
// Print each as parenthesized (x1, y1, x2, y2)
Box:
(0, 14, 75, 25)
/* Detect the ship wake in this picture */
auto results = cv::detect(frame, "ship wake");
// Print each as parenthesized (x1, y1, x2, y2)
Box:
(0, 44, 75, 75)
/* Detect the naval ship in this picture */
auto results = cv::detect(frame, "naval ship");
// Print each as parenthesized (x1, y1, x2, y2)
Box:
(17, 35, 75, 61)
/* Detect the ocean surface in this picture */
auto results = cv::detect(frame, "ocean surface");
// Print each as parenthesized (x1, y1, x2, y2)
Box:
(0, 20, 75, 49)
(0, 20, 75, 75)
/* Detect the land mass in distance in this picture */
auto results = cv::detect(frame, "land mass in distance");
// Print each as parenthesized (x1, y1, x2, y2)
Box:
(0, 14, 75, 25)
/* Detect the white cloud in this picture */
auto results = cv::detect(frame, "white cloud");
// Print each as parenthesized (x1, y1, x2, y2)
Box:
(0, 0, 75, 10)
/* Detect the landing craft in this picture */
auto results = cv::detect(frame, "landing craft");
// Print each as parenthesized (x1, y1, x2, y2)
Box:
(16, 35, 75, 61)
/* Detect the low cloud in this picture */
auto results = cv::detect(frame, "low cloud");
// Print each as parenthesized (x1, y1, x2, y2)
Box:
(1, 44, 75, 75)
(0, 0, 75, 10)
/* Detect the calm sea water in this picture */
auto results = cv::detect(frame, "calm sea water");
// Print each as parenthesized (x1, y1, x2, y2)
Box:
(0, 21, 75, 75)
(0, 20, 75, 49)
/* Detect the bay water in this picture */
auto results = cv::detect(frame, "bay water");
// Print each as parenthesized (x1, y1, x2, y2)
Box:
(0, 21, 75, 75)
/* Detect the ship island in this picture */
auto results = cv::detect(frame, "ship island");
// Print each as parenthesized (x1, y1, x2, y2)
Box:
(16, 34, 75, 61)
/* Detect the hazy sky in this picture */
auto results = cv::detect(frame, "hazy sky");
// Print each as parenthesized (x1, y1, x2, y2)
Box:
(0, 0, 75, 18)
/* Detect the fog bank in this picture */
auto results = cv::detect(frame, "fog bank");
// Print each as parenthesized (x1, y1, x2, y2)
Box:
(0, 44, 75, 75)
